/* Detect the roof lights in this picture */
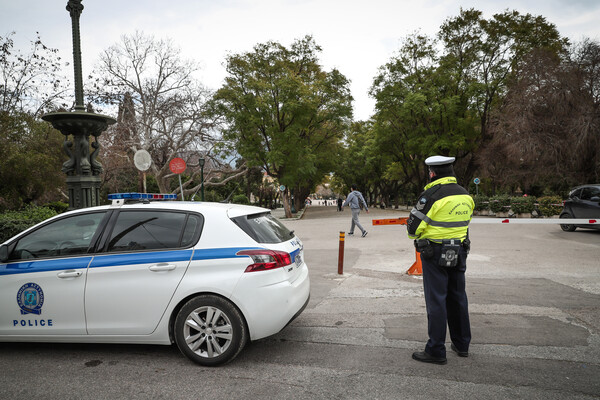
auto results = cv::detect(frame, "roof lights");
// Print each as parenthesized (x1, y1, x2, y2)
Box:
(108, 193, 178, 201)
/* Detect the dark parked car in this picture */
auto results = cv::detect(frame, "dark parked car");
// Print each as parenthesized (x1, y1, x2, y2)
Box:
(560, 184, 600, 232)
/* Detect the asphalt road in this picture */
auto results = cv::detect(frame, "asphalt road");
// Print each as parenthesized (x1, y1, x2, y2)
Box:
(1, 206, 599, 400)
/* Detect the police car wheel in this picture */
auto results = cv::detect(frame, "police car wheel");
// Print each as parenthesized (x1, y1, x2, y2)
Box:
(174, 295, 248, 366)
(559, 212, 576, 232)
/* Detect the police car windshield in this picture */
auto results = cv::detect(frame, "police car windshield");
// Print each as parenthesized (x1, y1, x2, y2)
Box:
(231, 212, 293, 244)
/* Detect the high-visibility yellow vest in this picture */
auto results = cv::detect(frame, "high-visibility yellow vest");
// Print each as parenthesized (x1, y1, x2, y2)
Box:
(407, 176, 474, 242)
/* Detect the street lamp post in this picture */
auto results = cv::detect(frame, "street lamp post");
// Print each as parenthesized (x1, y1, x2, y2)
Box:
(42, 0, 115, 209)
(199, 158, 205, 201)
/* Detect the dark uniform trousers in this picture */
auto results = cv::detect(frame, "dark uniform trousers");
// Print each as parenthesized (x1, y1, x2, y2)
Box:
(420, 244, 471, 358)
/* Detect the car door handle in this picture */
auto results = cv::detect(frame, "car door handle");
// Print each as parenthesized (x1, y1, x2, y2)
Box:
(149, 263, 176, 272)
(57, 270, 83, 279)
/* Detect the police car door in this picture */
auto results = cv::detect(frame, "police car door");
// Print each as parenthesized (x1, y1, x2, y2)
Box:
(84, 209, 201, 335)
(0, 212, 107, 336)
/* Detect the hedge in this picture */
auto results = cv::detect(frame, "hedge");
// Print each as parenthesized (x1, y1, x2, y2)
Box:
(510, 196, 537, 214)
(489, 195, 512, 213)
(472, 195, 489, 211)
(471, 195, 563, 216)
(537, 196, 563, 217)
(0, 206, 58, 243)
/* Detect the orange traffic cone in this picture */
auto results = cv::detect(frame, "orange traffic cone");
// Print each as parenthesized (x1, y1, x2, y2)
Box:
(406, 249, 423, 275)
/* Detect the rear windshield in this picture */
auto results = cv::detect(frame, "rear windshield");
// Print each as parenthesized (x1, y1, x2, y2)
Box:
(231, 212, 294, 244)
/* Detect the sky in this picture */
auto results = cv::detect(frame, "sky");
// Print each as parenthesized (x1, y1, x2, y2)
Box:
(2, 0, 600, 121)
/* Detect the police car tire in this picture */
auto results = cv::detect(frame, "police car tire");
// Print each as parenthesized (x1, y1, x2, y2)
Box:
(559, 212, 576, 232)
(174, 295, 248, 366)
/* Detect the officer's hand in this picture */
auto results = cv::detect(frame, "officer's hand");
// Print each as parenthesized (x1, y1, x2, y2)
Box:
(366, 210, 369, 214)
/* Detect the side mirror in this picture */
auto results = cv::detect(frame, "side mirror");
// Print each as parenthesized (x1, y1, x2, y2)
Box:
(590, 196, 600, 202)
(0, 245, 8, 263)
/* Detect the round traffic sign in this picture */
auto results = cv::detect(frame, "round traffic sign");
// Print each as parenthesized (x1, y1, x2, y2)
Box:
(134, 149, 152, 171)
(474, 178, 481, 185)
(169, 157, 186, 174)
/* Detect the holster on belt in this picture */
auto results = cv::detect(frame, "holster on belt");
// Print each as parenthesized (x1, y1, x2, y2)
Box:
(414, 239, 434, 258)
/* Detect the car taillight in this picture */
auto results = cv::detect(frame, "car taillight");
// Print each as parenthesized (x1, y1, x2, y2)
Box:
(236, 249, 292, 273)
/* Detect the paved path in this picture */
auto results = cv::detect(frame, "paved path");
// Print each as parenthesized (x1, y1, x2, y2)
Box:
(270, 205, 600, 399)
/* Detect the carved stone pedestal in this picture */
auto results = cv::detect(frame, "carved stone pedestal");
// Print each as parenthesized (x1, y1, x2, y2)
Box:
(66, 175, 102, 209)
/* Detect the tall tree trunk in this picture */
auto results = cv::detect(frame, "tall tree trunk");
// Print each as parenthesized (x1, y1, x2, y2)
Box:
(281, 190, 293, 218)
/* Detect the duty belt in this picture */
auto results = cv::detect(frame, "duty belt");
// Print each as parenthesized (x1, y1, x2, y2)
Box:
(428, 239, 463, 245)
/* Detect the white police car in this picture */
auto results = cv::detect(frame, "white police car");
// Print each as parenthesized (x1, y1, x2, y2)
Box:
(0, 193, 310, 366)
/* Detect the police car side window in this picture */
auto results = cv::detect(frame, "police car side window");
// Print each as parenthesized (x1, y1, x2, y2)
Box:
(180, 214, 203, 248)
(11, 212, 106, 260)
(106, 211, 189, 252)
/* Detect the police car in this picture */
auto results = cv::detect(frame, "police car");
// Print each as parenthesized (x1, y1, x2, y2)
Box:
(0, 193, 310, 366)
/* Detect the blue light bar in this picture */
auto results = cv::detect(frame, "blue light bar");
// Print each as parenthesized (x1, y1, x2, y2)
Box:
(108, 193, 178, 201)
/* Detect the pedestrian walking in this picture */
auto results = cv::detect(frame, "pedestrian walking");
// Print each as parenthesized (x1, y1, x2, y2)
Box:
(406, 155, 474, 365)
(342, 184, 369, 237)
(337, 197, 343, 212)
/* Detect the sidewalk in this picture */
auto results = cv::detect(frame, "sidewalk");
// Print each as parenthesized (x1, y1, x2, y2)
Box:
(264, 205, 600, 399)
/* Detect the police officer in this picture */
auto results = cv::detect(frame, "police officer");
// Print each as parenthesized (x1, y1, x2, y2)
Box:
(406, 155, 474, 365)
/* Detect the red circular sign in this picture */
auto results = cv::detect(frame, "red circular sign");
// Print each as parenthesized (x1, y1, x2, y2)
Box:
(169, 157, 186, 174)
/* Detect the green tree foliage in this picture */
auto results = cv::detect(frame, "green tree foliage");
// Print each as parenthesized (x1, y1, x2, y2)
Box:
(213, 36, 353, 217)
(0, 112, 65, 210)
(331, 122, 370, 198)
(0, 33, 68, 210)
(438, 9, 567, 181)
(370, 33, 479, 195)
(333, 120, 397, 206)
(368, 9, 567, 199)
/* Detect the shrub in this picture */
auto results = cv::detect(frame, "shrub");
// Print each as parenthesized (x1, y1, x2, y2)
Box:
(472, 195, 489, 211)
(0, 206, 58, 243)
(537, 196, 563, 217)
(232, 194, 250, 205)
(489, 195, 511, 213)
(193, 190, 221, 202)
(44, 201, 69, 214)
(510, 196, 536, 214)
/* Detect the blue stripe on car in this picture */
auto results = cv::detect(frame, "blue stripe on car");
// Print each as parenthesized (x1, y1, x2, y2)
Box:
(0, 248, 263, 276)
(192, 247, 260, 261)
(0, 257, 93, 276)
(89, 250, 195, 268)
(0, 247, 290, 275)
